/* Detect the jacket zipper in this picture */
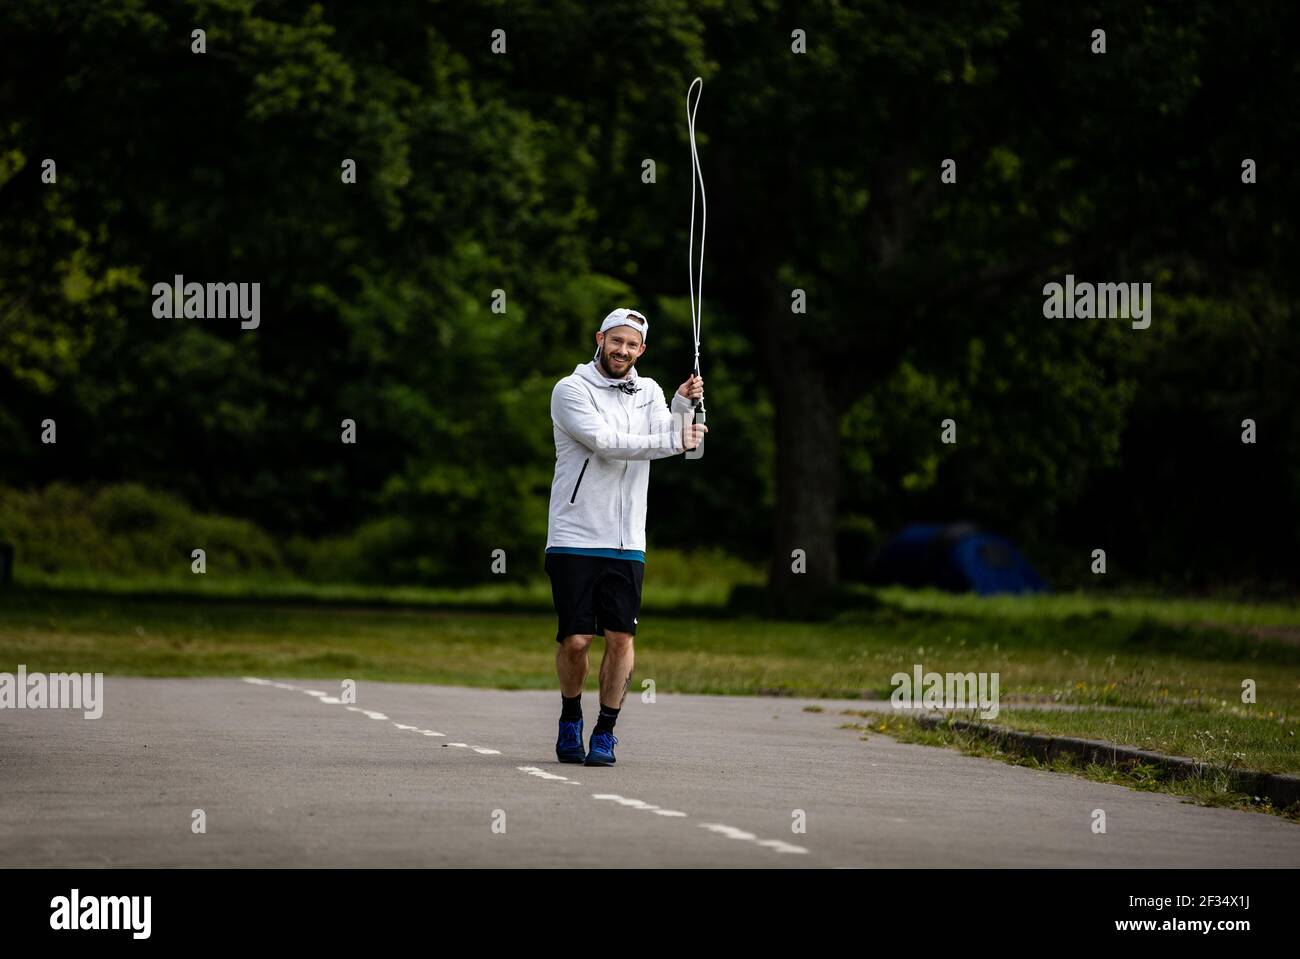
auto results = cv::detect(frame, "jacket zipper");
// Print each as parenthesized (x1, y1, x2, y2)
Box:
(620, 395, 630, 548)
(569, 457, 590, 504)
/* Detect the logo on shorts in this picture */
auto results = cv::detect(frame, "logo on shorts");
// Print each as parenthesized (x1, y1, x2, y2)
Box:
(634, 618, 638, 625)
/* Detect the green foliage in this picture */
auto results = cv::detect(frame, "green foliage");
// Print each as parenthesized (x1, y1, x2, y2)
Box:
(0, 483, 283, 575)
(1, 0, 1297, 591)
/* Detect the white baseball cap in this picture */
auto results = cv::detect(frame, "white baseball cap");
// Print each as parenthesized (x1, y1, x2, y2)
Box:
(598, 307, 648, 341)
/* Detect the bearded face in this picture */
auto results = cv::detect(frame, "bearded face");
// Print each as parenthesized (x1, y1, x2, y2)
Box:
(597, 326, 644, 378)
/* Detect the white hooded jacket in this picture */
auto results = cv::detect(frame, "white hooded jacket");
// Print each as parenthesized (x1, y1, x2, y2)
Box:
(547, 360, 695, 552)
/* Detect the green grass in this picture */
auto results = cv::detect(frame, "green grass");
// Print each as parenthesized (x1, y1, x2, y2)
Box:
(974, 706, 1297, 773)
(872, 586, 1300, 630)
(843, 704, 1299, 775)
(19, 569, 1300, 632)
(2, 582, 1298, 778)
(844, 713, 1300, 819)
(12, 549, 762, 612)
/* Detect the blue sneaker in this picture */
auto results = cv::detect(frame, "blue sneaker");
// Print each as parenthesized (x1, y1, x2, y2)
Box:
(584, 730, 618, 766)
(556, 718, 586, 763)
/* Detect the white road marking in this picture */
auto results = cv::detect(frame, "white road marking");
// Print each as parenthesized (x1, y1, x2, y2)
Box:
(592, 793, 660, 810)
(756, 839, 809, 854)
(518, 766, 580, 784)
(698, 822, 754, 840)
(248, 677, 807, 858)
(247, 678, 462, 749)
(698, 822, 808, 854)
(344, 706, 389, 720)
(591, 793, 685, 816)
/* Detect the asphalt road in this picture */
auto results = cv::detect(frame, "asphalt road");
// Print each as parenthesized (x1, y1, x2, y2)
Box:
(1, 676, 1296, 867)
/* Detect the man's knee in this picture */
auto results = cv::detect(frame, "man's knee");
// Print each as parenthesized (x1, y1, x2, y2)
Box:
(559, 634, 594, 656)
(603, 631, 634, 651)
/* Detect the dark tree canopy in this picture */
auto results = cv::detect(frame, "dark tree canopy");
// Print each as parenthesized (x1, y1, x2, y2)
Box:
(2, 0, 1297, 596)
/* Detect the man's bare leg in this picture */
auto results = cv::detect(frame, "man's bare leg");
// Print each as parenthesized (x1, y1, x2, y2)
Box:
(555, 634, 592, 762)
(598, 631, 635, 711)
(556, 634, 592, 697)
(584, 632, 633, 764)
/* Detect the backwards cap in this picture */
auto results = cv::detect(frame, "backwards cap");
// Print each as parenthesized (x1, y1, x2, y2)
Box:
(593, 308, 648, 359)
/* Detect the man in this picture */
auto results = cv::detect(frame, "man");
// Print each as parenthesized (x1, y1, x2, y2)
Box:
(546, 307, 707, 766)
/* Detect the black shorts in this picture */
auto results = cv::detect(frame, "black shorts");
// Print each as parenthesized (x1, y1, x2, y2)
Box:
(544, 552, 644, 642)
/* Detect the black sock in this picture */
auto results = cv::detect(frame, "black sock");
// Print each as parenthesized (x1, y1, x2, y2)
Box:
(593, 704, 620, 735)
(561, 693, 582, 722)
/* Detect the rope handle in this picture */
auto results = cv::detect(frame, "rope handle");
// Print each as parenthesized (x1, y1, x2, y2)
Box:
(686, 77, 706, 411)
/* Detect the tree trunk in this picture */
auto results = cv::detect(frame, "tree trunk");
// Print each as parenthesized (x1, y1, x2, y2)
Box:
(713, 143, 853, 618)
(760, 312, 841, 617)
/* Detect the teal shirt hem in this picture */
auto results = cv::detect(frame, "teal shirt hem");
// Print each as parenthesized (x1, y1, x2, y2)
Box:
(546, 546, 645, 563)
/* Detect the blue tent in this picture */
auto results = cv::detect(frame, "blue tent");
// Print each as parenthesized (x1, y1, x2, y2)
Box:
(870, 523, 1047, 595)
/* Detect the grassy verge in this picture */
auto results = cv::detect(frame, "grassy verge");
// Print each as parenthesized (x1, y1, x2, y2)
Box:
(2, 583, 1297, 777)
(958, 706, 1296, 774)
(871, 586, 1300, 631)
(12, 553, 760, 612)
(839, 704, 1298, 778)
(841, 712, 1300, 820)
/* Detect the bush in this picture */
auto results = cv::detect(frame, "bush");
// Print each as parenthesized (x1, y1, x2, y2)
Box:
(0, 483, 113, 573)
(0, 483, 768, 590)
(0, 482, 284, 576)
(286, 516, 419, 584)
